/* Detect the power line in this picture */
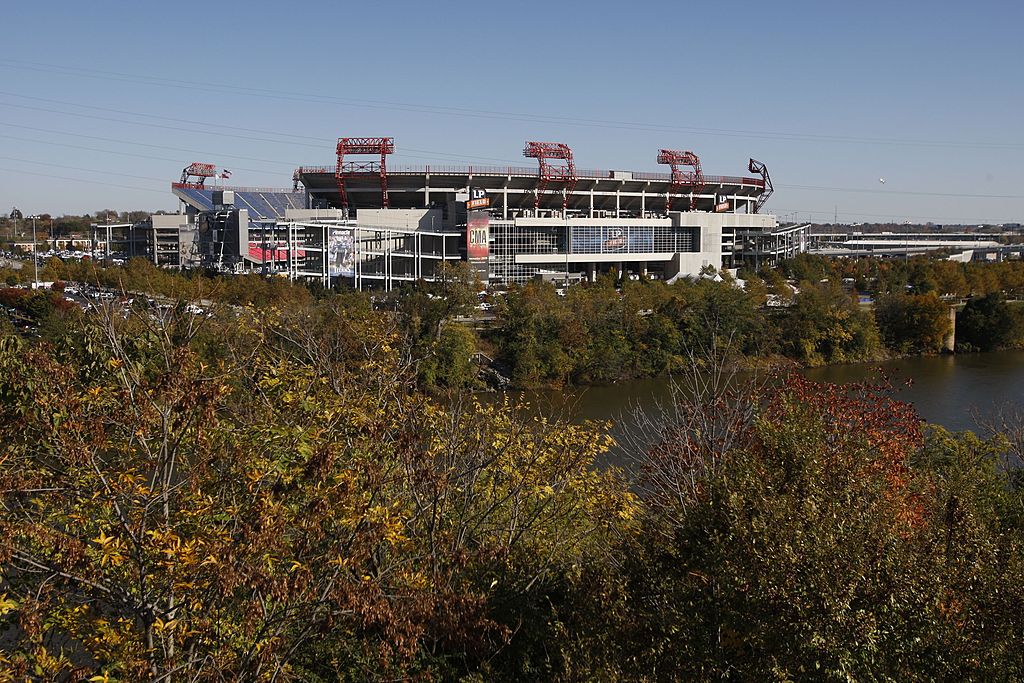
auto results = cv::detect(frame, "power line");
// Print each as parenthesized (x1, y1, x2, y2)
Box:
(0, 155, 171, 183)
(3, 127, 1021, 217)
(0, 121, 303, 166)
(0, 91, 526, 164)
(1, 58, 1021, 151)
(779, 183, 1024, 200)
(0, 166, 169, 197)
(0, 132, 287, 176)
(0, 100, 525, 167)
(774, 206, 1019, 224)
(6, 123, 1019, 206)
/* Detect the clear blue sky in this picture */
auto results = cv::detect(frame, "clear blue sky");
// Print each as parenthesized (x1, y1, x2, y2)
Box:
(1, 0, 1022, 224)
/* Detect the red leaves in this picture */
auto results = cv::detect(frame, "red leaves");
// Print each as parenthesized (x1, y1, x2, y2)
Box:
(760, 373, 926, 528)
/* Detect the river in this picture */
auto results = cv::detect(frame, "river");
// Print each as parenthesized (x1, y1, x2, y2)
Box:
(512, 350, 1024, 467)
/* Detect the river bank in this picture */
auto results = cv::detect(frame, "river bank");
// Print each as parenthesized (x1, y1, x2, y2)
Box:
(494, 349, 1024, 467)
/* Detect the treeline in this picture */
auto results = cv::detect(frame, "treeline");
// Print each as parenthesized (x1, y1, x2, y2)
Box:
(1, 211, 158, 242)
(778, 252, 1024, 298)
(5, 255, 1024, 391)
(490, 275, 882, 385)
(2, 257, 320, 314)
(488, 258, 1024, 386)
(2, 297, 1024, 680)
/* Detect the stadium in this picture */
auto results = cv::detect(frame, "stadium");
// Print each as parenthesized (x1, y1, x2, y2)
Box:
(103, 137, 793, 288)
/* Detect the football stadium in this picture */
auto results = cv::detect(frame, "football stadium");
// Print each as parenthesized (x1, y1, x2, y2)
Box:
(97, 138, 792, 288)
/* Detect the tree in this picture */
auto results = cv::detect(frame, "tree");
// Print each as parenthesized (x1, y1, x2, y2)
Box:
(780, 281, 882, 365)
(875, 292, 952, 354)
(957, 292, 1023, 351)
(0, 301, 635, 680)
(602, 363, 1024, 680)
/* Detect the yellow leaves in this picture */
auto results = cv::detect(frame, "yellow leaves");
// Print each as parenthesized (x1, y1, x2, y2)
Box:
(89, 673, 115, 682)
(383, 524, 407, 546)
(91, 529, 127, 567)
(616, 496, 640, 521)
(0, 593, 17, 618)
(364, 505, 408, 547)
(152, 617, 179, 635)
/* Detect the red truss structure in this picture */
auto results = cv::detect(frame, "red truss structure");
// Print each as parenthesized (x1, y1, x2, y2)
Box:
(656, 149, 704, 211)
(179, 162, 218, 190)
(747, 158, 773, 214)
(523, 141, 577, 211)
(335, 137, 395, 213)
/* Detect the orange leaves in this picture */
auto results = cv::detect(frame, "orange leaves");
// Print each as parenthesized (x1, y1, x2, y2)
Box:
(757, 373, 927, 531)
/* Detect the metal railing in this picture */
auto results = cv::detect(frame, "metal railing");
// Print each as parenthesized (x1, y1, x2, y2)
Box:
(293, 166, 765, 187)
(172, 182, 300, 194)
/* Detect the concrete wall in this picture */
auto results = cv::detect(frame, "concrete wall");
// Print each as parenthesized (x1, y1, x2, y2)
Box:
(151, 214, 189, 229)
(284, 208, 347, 221)
(355, 208, 444, 231)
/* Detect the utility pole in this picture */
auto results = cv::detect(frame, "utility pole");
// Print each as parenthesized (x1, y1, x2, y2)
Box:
(30, 214, 39, 288)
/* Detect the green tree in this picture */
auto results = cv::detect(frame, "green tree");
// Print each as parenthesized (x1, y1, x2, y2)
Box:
(875, 292, 953, 354)
(780, 281, 882, 365)
(957, 292, 1023, 351)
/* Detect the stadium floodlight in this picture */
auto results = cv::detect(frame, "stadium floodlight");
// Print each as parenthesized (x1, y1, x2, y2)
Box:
(523, 141, 577, 212)
(335, 137, 395, 215)
(747, 159, 774, 214)
(658, 150, 704, 211)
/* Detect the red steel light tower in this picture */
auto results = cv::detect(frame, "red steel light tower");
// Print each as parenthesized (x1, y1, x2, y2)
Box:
(179, 162, 218, 189)
(523, 141, 577, 212)
(747, 158, 773, 214)
(335, 137, 395, 214)
(657, 149, 704, 211)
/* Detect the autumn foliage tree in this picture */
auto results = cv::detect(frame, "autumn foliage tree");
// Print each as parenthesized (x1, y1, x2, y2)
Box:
(578, 367, 1024, 681)
(3, 271, 1024, 680)
(0, 302, 633, 681)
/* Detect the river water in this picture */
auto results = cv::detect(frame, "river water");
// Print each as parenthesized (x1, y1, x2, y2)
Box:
(512, 351, 1024, 466)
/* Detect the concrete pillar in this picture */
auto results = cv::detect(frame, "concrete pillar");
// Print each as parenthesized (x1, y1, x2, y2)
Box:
(944, 306, 957, 353)
(424, 173, 430, 207)
(503, 186, 509, 220)
(641, 189, 646, 216)
(589, 263, 597, 282)
(589, 189, 594, 218)
(616, 189, 620, 218)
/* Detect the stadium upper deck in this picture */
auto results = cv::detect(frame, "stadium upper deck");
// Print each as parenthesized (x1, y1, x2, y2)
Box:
(294, 164, 767, 217)
(171, 185, 306, 220)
